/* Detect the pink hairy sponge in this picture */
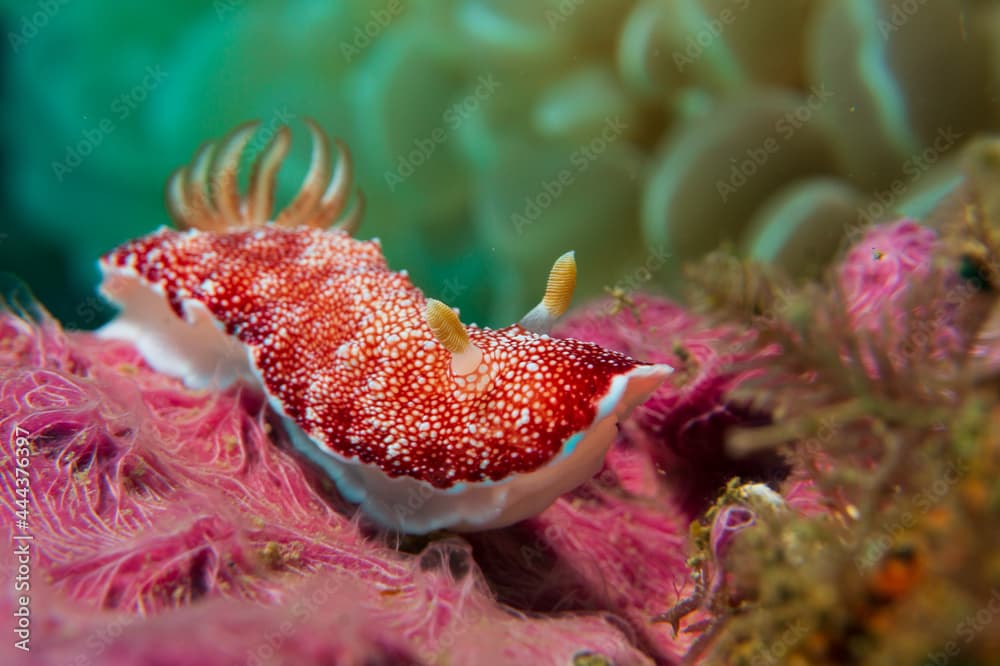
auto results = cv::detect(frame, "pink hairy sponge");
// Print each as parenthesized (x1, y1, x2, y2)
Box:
(96, 119, 672, 534)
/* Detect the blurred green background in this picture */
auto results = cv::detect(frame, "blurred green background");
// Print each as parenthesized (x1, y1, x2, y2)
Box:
(1, 0, 997, 330)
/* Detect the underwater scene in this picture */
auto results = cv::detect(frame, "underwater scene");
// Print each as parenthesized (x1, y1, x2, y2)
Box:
(4, 0, 1000, 664)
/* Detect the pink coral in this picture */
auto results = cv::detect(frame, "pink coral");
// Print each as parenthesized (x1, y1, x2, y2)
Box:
(469, 464, 702, 662)
(554, 295, 786, 518)
(0, 306, 662, 665)
(838, 219, 966, 371)
(838, 220, 940, 325)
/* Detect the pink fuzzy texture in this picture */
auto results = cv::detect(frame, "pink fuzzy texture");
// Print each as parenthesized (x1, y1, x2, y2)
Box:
(838, 220, 965, 370)
(553, 296, 784, 518)
(0, 310, 663, 665)
(839, 220, 938, 324)
(468, 463, 704, 661)
(781, 478, 831, 517)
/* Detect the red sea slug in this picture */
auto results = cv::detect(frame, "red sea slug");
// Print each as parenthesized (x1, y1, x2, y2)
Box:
(96, 119, 672, 534)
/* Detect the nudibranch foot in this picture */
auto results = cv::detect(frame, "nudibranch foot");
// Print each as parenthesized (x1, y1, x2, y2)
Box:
(98, 266, 255, 390)
(98, 119, 673, 534)
(283, 363, 671, 533)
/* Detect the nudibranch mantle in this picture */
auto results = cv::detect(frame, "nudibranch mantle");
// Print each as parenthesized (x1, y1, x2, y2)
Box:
(97, 120, 672, 534)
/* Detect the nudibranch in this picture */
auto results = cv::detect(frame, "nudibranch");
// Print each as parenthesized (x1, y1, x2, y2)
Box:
(97, 119, 672, 533)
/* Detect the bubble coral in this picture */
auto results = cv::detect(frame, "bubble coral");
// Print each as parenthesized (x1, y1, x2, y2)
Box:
(7, 0, 998, 326)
